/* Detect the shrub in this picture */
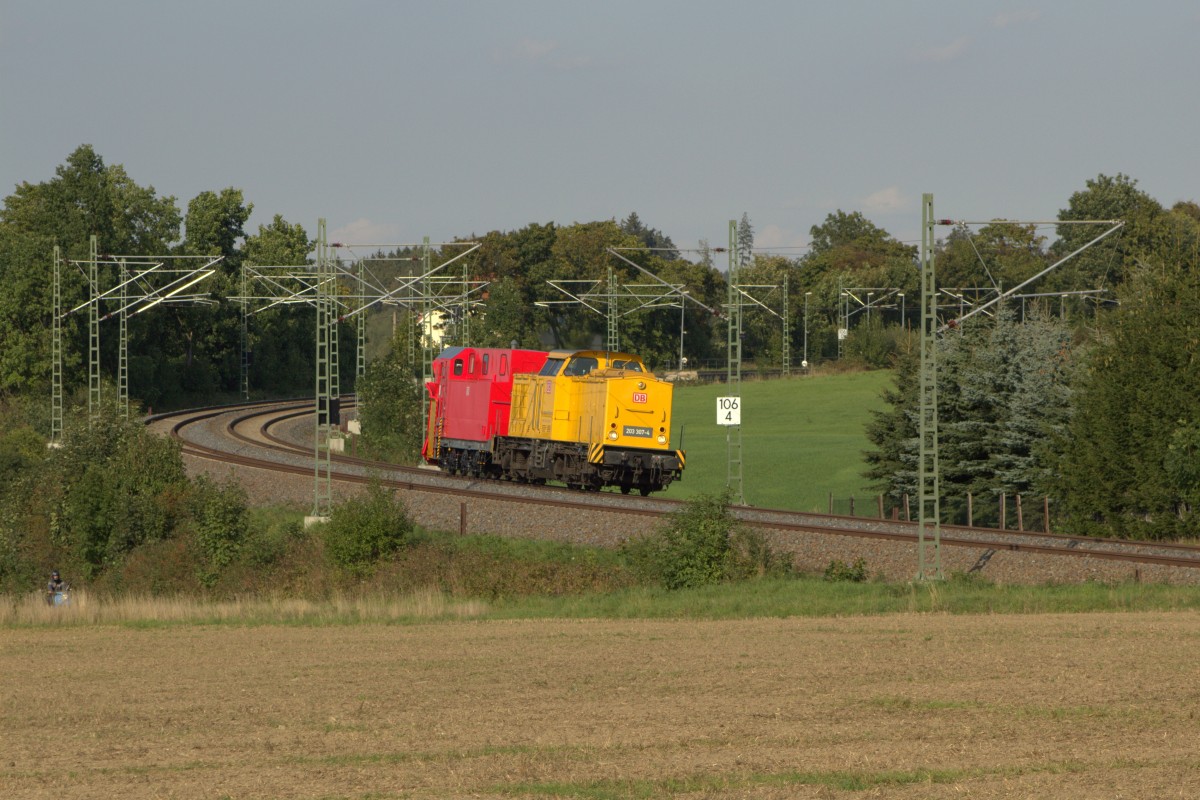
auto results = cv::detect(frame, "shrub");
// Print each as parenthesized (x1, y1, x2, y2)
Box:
(824, 557, 868, 582)
(243, 518, 305, 568)
(844, 322, 911, 369)
(0, 424, 46, 481)
(322, 481, 413, 569)
(41, 410, 192, 578)
(102, 536, 202, 596)
(189, 476, 250, 584)
(623, 491, 790, 590)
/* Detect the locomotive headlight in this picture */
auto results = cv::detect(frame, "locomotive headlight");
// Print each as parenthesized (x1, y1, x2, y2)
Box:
(657, 435, 666, 444)
(636, 381, 646, 390)
(609, 431, 619, 440)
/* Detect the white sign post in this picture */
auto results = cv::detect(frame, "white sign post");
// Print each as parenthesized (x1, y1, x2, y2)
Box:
(716, 396, 741, 426)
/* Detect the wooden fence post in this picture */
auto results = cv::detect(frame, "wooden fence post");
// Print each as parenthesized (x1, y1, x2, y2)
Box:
(1044, 496, 1051, 533)
(1000, 493, 1006, 530)
(1016, 494, 1024, 532)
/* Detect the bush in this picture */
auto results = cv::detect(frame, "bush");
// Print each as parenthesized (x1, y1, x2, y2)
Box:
(243, 518, 305, 568)
(189, 476, 250, 584)
(39, 410, 193, 578)
(845, 323, 912, 369)
(824, 557, 868, 582)
(322, 481, 413, 569)
(622, 491, 790, 590)
(371, 533, 634, 599)
(101, 536, 202, 596)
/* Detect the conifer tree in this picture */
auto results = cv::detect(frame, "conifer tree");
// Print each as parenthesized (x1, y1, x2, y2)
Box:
(865, 307, 1075, 524)
(1050, 223, 1200, 538)
(736, 213, 754, 269)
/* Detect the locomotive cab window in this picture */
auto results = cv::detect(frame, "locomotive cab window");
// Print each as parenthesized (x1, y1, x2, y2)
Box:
(610, 359, 643, 372)
(482, 353, 490, 375)
(538, 358, 565, 377)
(563, 356, 598, 377)
(500, 354, 508, 375)
(453, 359, 464, 377)
(469, 354, 476, 374)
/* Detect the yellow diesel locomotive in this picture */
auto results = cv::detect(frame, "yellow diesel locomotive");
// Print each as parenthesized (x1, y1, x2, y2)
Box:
(497, 349, 685, 494)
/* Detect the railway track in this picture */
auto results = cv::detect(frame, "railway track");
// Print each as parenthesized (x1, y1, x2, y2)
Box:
(154, 399, 1200, 582)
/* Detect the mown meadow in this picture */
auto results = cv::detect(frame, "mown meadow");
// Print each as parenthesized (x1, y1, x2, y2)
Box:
(666, 368, 893, 511)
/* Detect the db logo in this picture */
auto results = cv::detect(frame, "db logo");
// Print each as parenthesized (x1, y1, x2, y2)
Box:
(632, 392, 648, 404)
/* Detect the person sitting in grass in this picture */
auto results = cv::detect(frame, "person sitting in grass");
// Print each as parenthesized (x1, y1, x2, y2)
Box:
(45, 570, 66, 605)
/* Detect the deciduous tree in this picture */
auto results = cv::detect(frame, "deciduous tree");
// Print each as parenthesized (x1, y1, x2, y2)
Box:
(1046, 173, 1163, 292)
(0, 145, 180, 395)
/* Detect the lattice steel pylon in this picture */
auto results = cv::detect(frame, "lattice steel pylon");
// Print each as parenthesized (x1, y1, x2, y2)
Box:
(917, 194, 942, 580)
(356, 256, 367, 383)
(66, 247, 219, 423)
(312, 218, 333, 520)
(420, 236, 433, 428)
(546, 249, 717, 365)
(607, 261, 619, 351)
(605, 246, 721, 357)
(251, 232, 484, 521)
(240, 263, 250, 399)
(330, 268, 341, 418)
(88, 236, 100, 420)
(117, 258, 129, 419)
(460, 259, 471, 347)
(914, 200, 1125, 581)
(782, 277, 790, 375)
(732, 282, 786, 374)
(726, 219, 744, 505)
(51, 246, 63, 443)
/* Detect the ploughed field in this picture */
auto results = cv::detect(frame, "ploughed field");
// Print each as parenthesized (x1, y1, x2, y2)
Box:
(6, 613, 1200, 798)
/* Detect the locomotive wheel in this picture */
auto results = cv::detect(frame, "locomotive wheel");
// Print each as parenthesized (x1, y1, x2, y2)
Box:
(639, 487, 652, 497)
(619, 484, 632, 495)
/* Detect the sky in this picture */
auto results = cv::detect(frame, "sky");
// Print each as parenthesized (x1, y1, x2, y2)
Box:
(3, 1, 1198, 258)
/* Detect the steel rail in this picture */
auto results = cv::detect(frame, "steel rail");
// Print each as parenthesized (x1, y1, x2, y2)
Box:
(159, 401, 1200, 573)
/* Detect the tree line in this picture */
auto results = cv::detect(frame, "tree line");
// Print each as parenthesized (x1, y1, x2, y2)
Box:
(864, 179, 1200, 540)
(2, 145, 1199, 541)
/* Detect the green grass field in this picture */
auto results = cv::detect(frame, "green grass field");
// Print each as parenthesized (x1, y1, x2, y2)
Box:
(665, 369, 894, 511)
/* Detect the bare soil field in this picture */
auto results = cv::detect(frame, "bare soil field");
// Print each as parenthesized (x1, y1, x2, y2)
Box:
(4, 612, 1200, 799)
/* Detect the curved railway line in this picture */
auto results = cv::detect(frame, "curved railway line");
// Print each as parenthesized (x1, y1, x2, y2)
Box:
(152, 399, 1200, 584)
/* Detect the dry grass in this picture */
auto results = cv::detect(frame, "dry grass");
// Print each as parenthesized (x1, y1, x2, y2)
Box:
(4, 612, 1200, 798)
(0, 586, 489, 627)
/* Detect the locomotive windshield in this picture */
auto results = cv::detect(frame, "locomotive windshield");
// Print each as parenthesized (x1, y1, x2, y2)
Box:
(538, 358, 565, 377)
(562, 356, 598, 377)
(610, 359, 643, 372)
